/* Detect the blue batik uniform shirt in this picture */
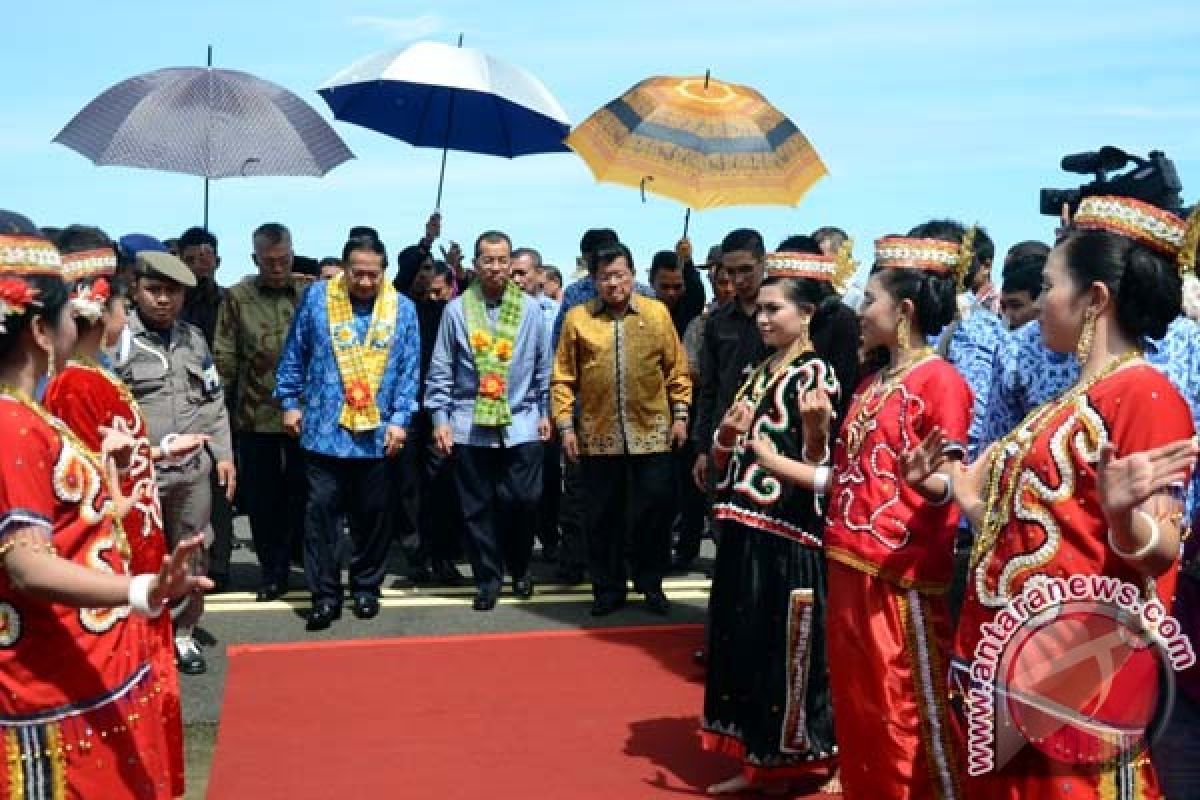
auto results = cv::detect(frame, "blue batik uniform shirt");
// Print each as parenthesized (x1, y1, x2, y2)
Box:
(425, 289, 550, 448)
(939, 305, 1010, 459)
(275, 281, 420, 459)
(981, 316, 1200, 517)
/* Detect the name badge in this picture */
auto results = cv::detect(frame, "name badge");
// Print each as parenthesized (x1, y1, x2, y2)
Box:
(202, 362, 221, 393)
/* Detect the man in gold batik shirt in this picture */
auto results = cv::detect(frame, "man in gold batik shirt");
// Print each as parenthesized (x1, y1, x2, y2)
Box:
(552, 241, 691, 617)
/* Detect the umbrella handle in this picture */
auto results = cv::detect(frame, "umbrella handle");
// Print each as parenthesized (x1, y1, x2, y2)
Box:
(682, 208, 691, 239)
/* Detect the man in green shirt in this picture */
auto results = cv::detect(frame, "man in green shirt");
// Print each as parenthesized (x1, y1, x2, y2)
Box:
(213, 223, 313, 602)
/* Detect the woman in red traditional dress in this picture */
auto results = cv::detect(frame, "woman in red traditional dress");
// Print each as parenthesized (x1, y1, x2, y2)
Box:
(0, 221, 208, 799)
(903, 197, 1200, 799)
(753, 223, 977, 799)
(40, 229, 210, 799)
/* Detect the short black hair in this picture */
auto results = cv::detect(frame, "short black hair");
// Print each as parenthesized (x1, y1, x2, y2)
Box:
(512, 247, 543, 268)
(543, 266, 563, 285)
(53, 224, 113, 254)
(342, 233, 387, 266)
(776, 234, 822, 254)
(590, 242, 634, 275)
(649, 251, 681, 283)
(253, 223, 290, 247)
(318, 257, 342, 269)
(179, 226, 218, 254)
(1001, 241, 1050, 298)
(580, 228, 619, 259)
(474, 230, 512, 259)
(721, 228, 765, 260)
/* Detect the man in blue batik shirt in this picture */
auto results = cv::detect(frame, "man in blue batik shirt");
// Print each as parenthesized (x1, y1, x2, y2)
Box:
(981, 314, 1200, 515)
(276, 233, 420, 631)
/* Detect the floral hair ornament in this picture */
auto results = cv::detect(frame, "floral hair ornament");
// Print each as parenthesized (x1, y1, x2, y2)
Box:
(70, 277, 112, 322)
(765, 238, 857, 295)
(0, 278, 41, 334)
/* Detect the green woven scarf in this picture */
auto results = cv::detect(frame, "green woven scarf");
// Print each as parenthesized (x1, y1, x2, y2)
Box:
(463, 281, 525, 427)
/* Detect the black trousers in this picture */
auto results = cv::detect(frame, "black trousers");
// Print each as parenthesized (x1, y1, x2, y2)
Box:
(390, 415, 424, 547)
(538, 440, 563, 551)
(240, 432, 305, 588)
(416, 412, 463, 562)
(303, 452, 393, 606)
(453, 442, 542, 591)
(557, 459, 588, 570)
(580, 452, 674, 600)
(207, 447, 235, 582)
(672, 439, 707, 561)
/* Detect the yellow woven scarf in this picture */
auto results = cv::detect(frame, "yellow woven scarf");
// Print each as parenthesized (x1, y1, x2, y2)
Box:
(325, 273, 398, 432)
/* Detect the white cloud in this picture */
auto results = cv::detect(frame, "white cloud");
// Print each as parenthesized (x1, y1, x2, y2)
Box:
(349, 13, 445, 41)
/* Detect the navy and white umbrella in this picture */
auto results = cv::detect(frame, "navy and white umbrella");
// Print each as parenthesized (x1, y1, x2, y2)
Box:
(55, 65, 354, 225)
(318, 40, 571, 208)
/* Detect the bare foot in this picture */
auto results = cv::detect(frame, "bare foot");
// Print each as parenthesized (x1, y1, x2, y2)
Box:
(707, 774, 753, 795)
(818, 770, 843, 795)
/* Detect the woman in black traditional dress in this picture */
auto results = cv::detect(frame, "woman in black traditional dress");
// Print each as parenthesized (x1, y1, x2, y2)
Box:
(701, 240, 860, 795)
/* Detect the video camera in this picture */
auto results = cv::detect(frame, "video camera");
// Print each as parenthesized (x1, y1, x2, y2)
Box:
(1039, 146, 1183, 216)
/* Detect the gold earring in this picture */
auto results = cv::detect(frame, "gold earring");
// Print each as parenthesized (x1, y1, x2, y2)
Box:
(797, 314, 813, 354)
(1076, 307, 1097, 363)
(897, 315, 911, 362)
(43, 341, 56, 381)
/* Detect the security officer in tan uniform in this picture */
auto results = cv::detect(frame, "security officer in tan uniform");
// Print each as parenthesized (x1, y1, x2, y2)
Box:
(114, 250, 236, 675)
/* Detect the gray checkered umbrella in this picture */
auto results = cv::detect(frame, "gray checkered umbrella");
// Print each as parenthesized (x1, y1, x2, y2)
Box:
(55, 66, 354, 180)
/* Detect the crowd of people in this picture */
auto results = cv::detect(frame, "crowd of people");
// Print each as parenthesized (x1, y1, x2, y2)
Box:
(2, 193, 1200, 798)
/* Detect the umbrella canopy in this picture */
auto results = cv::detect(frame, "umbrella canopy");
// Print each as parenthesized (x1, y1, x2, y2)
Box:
(317, 41, 571, 159)
(55, 67, 354, 179)
(567, 75, 827, 211)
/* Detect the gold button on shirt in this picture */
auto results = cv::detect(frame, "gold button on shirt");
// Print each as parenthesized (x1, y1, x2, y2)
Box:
(551, 296, 692, 456)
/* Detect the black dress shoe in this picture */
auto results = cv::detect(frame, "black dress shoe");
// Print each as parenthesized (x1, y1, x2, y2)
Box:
(472, 587, 499, 612)
(306, 603, 341, 631)
(408, 564, 434, 585)
(432, 559, 465, 586)
(512, 575, 534, 599)
(555, 565, 586, 585)
(255, 583, 285, 603)
(352, 594, 380, 620)
(590, 595, 626, 617)
(174, 638, 207, 675)
(644, 589, 670, 616)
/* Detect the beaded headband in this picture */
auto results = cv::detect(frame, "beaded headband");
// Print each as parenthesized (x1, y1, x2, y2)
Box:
(874, 228, 977, 292)
(0, 234, 61, 277)
(61, 248, 117, 282)
(764, 240, 857, 294)
(1072, 196, 1186, 260)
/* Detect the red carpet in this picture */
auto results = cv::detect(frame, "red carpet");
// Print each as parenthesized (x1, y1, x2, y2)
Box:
(207, 625, 833, 798)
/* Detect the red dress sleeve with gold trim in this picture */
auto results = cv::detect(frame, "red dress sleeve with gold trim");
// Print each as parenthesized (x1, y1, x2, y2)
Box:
(0, 401, 58, 545)
(43, 365, 167, 573)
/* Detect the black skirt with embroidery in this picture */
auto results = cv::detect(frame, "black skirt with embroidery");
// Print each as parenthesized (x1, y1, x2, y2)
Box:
(701, 521, 835, 775)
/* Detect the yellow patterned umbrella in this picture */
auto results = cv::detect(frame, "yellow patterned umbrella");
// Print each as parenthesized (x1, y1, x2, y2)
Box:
(566, 74, 827, 213)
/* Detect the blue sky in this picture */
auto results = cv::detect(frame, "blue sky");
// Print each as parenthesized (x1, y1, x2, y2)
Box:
(4, 0, 1199, 288)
